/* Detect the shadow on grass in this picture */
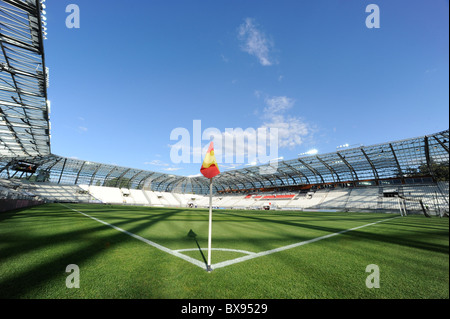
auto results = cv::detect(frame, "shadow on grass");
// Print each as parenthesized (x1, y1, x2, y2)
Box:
(0, 204, 447, 298)
(0, 205, 45, 223)
(0, 210, 19, 223)
(224, 211, 449, 255)
(187, 229, 208, 267)
(0, 203, 183, 298)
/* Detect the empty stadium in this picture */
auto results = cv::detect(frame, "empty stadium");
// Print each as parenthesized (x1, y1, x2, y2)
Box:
(0, 0, 448, 301)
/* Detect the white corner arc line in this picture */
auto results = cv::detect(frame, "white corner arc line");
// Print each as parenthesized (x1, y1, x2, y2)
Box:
(62, 205, 206, 269)
(211, 216, 401, 270)
(175, 248, 256, 255)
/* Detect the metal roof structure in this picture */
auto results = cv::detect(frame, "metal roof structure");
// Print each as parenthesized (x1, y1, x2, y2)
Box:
(209, 129, 449, 193)
(0, 0, 50, 158)
(0, 1, 448, 196)
(0, 129, 448, 194)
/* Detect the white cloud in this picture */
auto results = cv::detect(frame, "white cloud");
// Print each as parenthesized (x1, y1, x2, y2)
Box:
(164, 167, 182, 172)
(166, 95, 313, 169)
(195, 95, 311, 165)
(260, 95, 311, 149)
(144, 160, 169, 166)
(219, 163, 241, 170)
(261, 114, 310, 149)
(78, 126, 88, 132)
(264, 96, 295, 114)
(145, 158, 181, 172)
(238, 18, 274, 66)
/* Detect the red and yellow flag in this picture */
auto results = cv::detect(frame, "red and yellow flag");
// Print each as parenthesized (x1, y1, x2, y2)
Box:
(200, 141, 220, 179)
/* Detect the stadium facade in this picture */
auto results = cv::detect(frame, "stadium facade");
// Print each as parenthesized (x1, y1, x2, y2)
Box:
(1, 0, 449, 214)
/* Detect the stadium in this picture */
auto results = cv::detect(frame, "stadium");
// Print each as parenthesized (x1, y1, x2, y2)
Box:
(0, 0, 448, 301)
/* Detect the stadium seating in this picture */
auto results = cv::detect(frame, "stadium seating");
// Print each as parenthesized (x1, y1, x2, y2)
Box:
(86, 186, 123, 204)
(401, 184, 449, 215)
(163, 192, 182, 206)
(345, 187, 379, 210)
(128, 189, 149, 205)
(1, 180, 92, 203)
(1, 177, 448, 215)
(298, 189, 329, 209)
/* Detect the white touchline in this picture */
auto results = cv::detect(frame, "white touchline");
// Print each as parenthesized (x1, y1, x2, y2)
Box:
(62, 204, 400, 271)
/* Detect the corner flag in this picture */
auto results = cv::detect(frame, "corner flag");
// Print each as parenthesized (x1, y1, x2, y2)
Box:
(200, 142, 220, 179)
(200, 141, 220, 272)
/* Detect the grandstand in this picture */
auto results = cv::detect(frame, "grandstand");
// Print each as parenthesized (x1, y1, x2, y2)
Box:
(1, 130, 448, 215)
(0, 0, 448, 215)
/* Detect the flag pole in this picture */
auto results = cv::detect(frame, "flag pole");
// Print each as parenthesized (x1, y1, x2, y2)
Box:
(207, 177, 213, 272)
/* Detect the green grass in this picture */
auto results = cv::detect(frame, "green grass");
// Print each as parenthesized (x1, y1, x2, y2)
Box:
(0, 203, 448, 299)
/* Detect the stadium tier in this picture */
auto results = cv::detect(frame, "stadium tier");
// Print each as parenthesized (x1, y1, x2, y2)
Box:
(0, 0, 449, 215)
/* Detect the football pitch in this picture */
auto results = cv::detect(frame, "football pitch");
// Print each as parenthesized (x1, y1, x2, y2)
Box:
(0, 203, 448, 299)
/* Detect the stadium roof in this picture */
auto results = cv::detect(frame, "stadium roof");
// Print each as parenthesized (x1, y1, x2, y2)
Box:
(0, 0, 448, 195)
(211, 129, 449, 191)
(0, 129, 448, 194)
(0, 0, 50, 158)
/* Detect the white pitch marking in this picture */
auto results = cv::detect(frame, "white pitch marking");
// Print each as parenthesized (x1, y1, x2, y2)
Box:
(62, 205, 206, 269)
(211, 216, 401, 270)
(175, 248, 256, 255)
(63, 204, 400, 271)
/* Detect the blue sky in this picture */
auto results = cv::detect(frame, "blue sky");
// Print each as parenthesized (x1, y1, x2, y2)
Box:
(45, 0, 449, 176)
